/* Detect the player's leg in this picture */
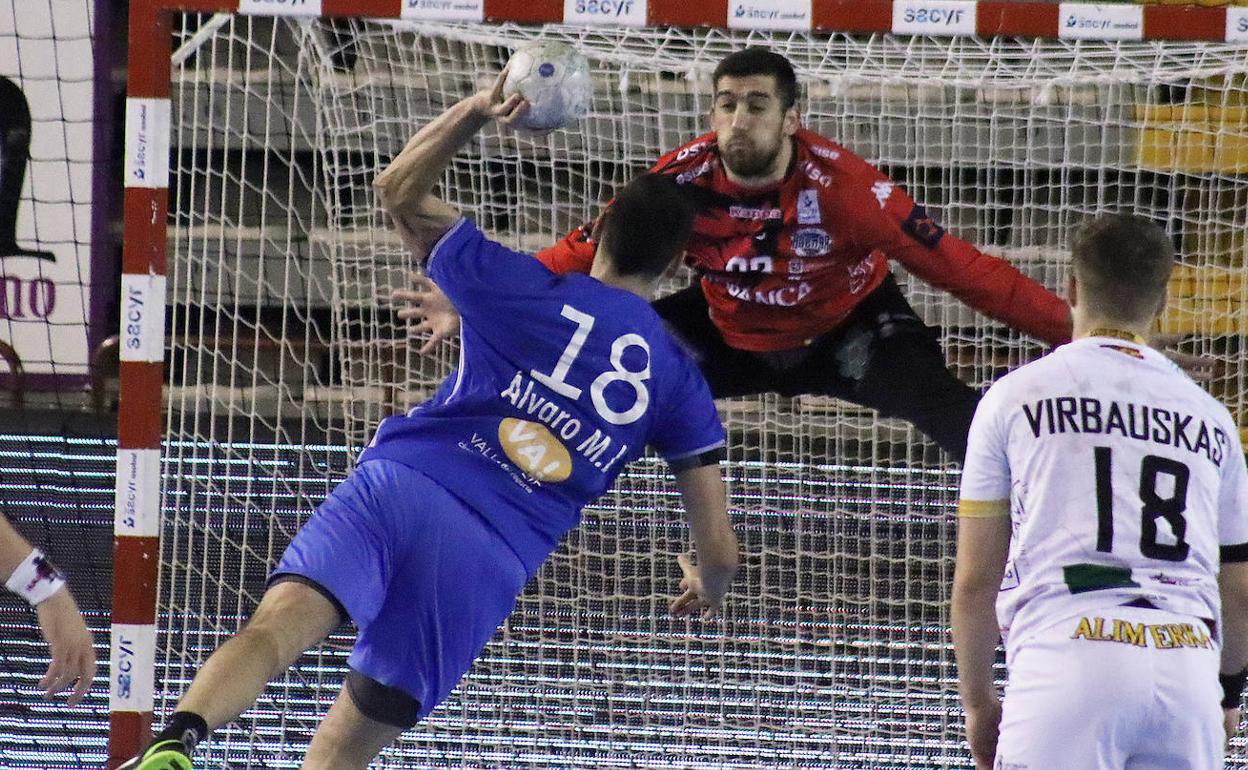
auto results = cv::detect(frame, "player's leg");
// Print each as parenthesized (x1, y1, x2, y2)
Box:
(344, 462, 531, 715)
(176, 580, 341, 727)
(300, 682, 407, 770)
(793, 274, 979, 460)
(124, 462, 402, 770)
(293, 460, 530, 766)
(120, 580, 342, 770)
(650, 284, 774, 398)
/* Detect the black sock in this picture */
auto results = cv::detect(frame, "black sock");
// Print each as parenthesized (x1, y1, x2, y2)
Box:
(152, 711, 209, 753)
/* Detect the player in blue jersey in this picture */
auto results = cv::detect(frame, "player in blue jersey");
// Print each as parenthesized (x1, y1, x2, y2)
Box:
(121, 71, 739, 770)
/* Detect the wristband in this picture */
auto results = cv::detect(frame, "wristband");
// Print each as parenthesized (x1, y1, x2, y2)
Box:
(5, 549, 66, 605)
(1221, 669, 1248, 709)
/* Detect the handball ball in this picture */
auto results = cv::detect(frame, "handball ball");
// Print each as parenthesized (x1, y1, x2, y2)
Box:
(502, 42, 591, 133)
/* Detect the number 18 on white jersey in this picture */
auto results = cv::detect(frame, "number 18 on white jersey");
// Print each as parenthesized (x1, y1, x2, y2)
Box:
(959, 335, 1248, 650)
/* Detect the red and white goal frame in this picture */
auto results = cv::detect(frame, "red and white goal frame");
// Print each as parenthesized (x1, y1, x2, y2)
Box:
(114, 0, 1248, 767)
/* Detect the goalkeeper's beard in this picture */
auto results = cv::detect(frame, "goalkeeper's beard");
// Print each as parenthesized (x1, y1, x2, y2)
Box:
(721, 134, 784, 180)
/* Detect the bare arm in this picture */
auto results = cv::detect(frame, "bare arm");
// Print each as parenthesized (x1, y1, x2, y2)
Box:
(373, 70, 526, 259)
(951, 511, 1011, 770)
(1, 514, 96, 705)
(0, 511, 37, 575)
(1222, 562, 1248, 677)
(669, 463, 738, 619)
(1220, 561, 1248, 743)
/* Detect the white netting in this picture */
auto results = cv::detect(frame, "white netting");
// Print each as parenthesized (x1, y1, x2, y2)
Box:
(158, 14, 1248, 769)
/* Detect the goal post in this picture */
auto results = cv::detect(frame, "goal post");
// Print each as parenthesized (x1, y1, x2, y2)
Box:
(116, 1, 1248, 767)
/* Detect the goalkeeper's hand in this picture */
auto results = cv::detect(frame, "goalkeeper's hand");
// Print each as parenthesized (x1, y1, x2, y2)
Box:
(391, 273, 461, 355)
(1152, 333, 1217, 383)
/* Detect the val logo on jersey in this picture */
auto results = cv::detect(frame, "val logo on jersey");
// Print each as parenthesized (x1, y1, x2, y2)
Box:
(498, 418, 573, 482)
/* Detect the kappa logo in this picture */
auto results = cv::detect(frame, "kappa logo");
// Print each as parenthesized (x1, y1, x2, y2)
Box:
(797, 189, 820, 225)
(871, 180, 894, 209)
(791, 227, 831, 257)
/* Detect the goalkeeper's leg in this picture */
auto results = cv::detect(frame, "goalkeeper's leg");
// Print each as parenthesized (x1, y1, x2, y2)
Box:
(121, 580, 342, 769)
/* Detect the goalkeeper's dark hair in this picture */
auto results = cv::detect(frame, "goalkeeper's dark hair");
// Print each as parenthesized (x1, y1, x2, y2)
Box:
(600, 174, 694, 279)
(1071, 213, 1175, 325)
(712, 47, 798, 110)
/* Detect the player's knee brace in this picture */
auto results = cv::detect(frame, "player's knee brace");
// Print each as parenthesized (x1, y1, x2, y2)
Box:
(345, 668, 422, 728)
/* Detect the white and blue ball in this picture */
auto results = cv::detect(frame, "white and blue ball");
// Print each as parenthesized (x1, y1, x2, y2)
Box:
(502, 42, 591, 133)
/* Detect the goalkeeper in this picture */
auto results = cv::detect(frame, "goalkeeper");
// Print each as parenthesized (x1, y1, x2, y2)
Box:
(406, 46, 1078, 461)
(121, 69, 737, 770)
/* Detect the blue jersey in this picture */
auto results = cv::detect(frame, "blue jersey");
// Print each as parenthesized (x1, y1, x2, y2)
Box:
(358, 219, 726, 573)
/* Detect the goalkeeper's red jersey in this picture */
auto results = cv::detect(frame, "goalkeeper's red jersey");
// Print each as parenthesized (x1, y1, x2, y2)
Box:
(536, 129, 1072, 353)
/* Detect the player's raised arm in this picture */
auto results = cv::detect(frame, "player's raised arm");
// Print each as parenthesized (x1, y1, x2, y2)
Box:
(0, 514, 95, 705)
(668, 464, 738, 619)
(373, 69, 527, 260)
(853, 178, 1072, 347)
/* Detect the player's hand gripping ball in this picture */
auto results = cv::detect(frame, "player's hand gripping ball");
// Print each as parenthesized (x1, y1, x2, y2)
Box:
(502, 43, 591, 133)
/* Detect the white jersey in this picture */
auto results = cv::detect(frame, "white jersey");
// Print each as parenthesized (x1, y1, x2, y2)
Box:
(960, 333, 1248, 650)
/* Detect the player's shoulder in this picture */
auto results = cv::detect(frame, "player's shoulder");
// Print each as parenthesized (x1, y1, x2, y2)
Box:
(793, 129, 900, 212)
(795, 129, 882, 180)
(976, 350, 1069, 414)
(1161, 361, 1238, 427)
(653, 131, 719, 176)
(565, 276, 677, 342)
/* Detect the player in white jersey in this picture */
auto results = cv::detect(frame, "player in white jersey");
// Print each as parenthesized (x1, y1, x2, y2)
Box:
(952, 213, 1248, 770)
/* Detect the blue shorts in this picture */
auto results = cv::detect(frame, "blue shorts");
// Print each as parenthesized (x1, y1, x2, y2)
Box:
(271, 459, 528, 720)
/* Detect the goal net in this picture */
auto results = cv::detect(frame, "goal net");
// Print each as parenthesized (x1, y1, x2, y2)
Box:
(155, 12, 1248, 769)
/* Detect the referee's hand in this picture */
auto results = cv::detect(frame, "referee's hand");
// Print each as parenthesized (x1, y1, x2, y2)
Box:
(1225, 706, 1241, 751)
(35, 589, 96, 705)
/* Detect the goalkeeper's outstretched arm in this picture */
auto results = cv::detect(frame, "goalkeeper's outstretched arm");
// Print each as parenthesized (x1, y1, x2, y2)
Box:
(1, 513, 96, 705)
(374, 69, 528, 260)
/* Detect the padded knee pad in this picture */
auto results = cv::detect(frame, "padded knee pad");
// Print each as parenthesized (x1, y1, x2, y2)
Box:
(345, 668, 422, 729)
